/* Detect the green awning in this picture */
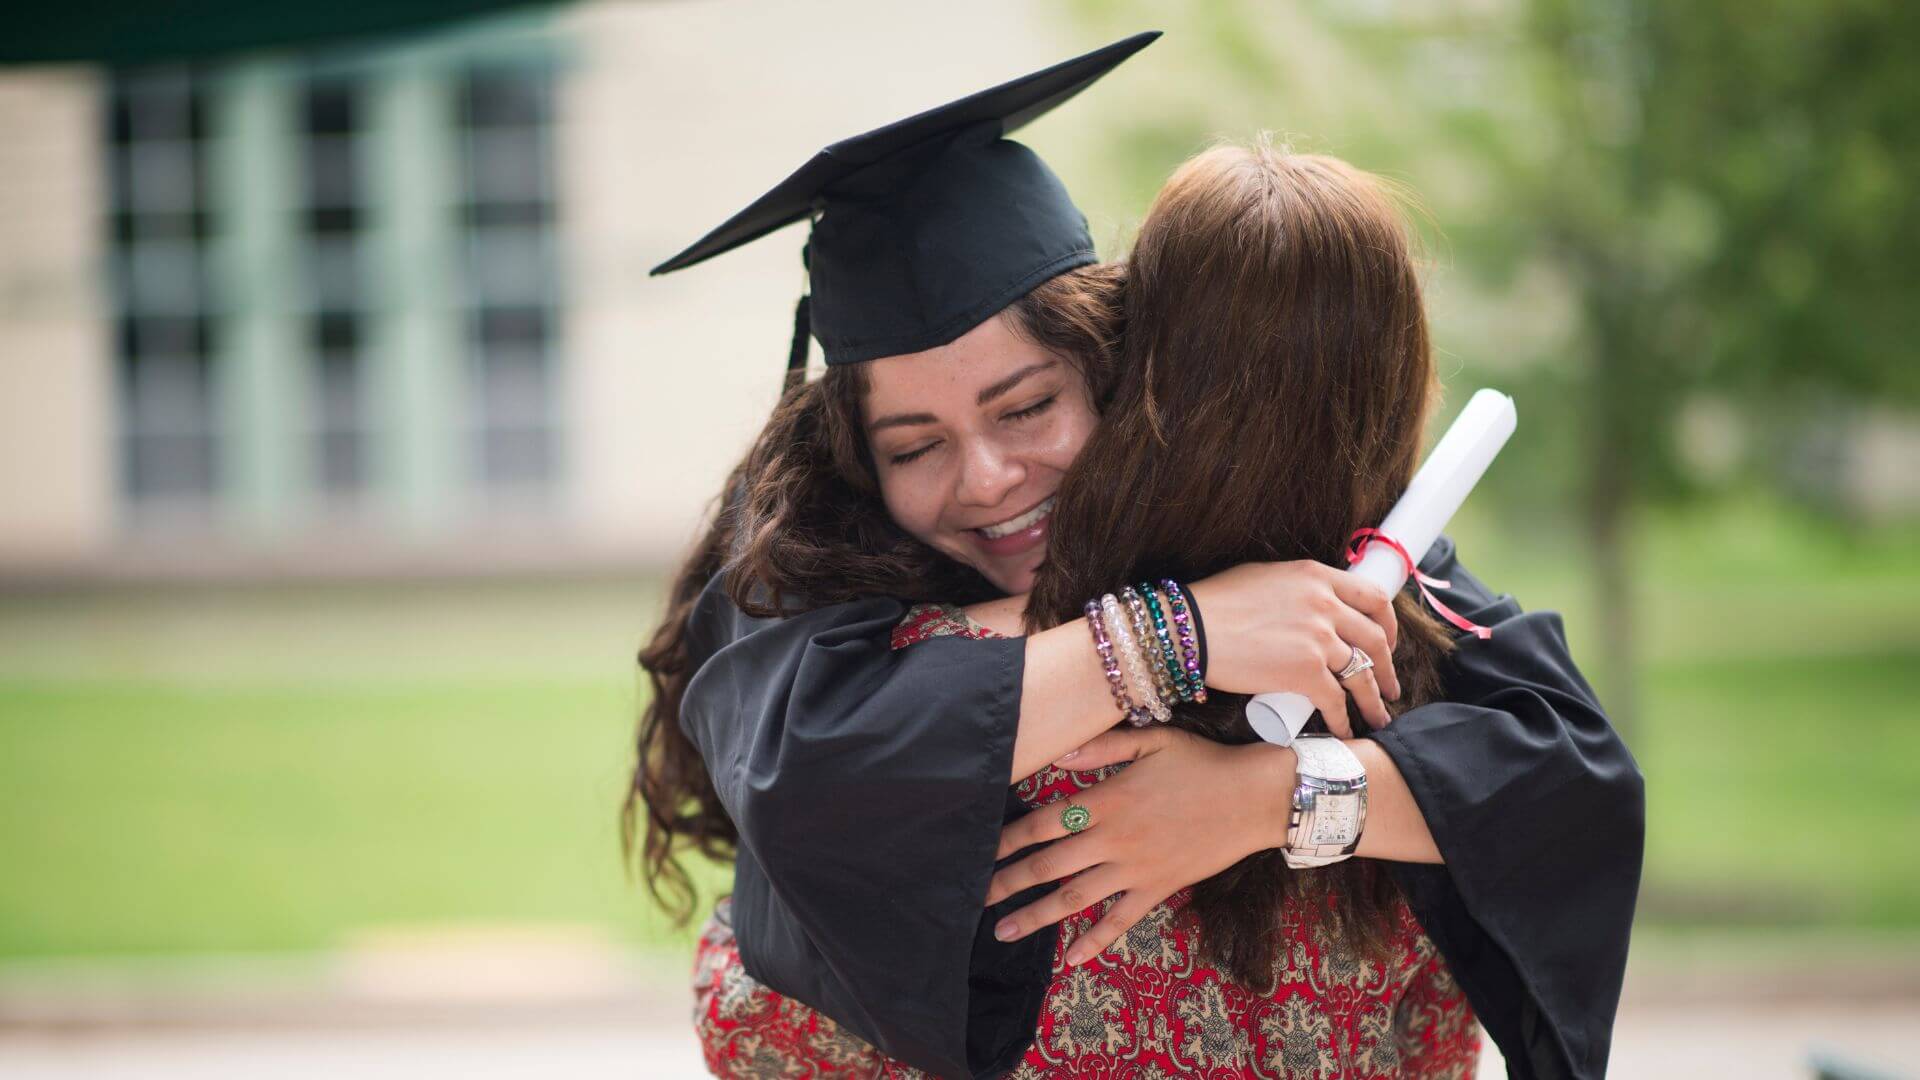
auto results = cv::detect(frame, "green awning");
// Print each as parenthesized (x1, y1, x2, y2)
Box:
(4, 0, 562, 66)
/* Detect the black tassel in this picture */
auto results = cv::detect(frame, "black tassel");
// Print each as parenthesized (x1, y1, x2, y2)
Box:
(785, 293, 812, 391)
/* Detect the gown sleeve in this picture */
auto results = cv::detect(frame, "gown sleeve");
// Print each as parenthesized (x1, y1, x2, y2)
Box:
(679, 571, 1057, 1079)
(1371, 536, 1647, 1080)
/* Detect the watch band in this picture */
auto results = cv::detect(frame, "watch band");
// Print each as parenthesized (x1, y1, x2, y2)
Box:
(1281, 736, 1368, 869)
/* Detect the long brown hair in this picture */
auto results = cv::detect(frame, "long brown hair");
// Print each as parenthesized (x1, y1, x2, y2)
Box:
(1025, 138, 1455, 986)
(625, 264, 1128, 923)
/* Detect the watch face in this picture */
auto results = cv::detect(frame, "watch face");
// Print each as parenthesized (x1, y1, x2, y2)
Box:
(1309, 796, 1361, 845)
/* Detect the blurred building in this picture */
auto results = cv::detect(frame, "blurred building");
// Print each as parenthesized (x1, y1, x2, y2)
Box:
(0, 0, 1090, 580)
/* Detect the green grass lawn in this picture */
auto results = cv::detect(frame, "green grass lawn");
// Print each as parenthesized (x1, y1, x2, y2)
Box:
(0, 497, 1916, 959)
(0, 677, 686, 959)
(0, 575, 718, 961)
(1638, 651, 1920, 926)
(1454, 497, 1920, 927)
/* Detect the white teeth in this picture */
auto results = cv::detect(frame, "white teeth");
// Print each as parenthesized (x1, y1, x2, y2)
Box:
(978, 496, 1055, 540)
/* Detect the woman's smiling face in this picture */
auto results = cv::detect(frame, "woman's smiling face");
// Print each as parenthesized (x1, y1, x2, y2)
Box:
(862, 312, 1099, 596)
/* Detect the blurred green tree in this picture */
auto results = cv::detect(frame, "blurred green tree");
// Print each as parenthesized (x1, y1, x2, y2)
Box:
(1065, 0, 1920, 725)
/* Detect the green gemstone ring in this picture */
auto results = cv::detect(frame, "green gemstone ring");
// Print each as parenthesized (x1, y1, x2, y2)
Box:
(1059, 803, 1093, 834)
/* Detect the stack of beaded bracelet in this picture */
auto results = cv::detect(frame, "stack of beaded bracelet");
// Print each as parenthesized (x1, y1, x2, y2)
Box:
(1136, 581, 1192, 703)
(1160, 579, 1208, 704)
(1083, 580, 1207, 724)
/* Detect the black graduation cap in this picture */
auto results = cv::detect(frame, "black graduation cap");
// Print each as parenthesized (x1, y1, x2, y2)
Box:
(651, 31, 1160, 370)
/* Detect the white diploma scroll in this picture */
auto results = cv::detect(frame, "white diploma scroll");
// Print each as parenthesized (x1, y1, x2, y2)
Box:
(1244, 388, 1518, 746)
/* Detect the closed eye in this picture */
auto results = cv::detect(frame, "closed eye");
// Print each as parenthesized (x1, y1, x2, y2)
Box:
(889, 441, 939, 466)
(887, 395, 1055, 466)
(1004, 396, 1057, 423)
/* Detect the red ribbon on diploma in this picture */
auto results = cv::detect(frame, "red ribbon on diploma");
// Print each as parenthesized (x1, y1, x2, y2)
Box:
(1345, 528, 1493, 640)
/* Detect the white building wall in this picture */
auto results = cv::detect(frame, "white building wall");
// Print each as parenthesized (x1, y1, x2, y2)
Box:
(0, 70, 114, 569)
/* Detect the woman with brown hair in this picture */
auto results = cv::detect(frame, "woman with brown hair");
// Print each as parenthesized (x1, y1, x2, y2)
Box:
(639, 113, 1642, 1080)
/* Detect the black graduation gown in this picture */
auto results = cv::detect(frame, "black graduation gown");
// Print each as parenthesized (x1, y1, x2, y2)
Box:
(1373, 538, 1645, 1079)
(680, 581, 1050, 1078)
(678, 539, 1644, 1080)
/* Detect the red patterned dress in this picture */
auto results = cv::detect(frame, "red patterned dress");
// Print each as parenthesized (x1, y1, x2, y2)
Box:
(694, 603, 1481, 1078)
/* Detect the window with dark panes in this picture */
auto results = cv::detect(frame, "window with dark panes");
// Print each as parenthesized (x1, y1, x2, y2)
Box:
(104, 37, 566, 539)
(460, 62, 559, 499)
(301, 75, 369, 500)
(107, 67, 219, 512)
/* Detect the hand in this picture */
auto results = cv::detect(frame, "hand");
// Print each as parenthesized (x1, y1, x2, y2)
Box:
(984, 726, 1295, 966)
(1185, 560, 1400, 736)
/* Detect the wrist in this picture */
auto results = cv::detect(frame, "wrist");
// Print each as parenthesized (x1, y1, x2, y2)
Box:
(1237, 742, 1298, 851)
(1280, 736, 1370, 868)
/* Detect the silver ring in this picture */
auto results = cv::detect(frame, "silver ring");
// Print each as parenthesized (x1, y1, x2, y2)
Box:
(1335, 646, 1374, 682)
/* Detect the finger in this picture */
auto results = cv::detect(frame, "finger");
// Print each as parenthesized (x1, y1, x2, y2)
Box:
(997, 790, 1109, 859)
(1310, 670, 1354, 739)
(1050, 725, 1160, 773)
(1341, 664, 1392, 730)
(1061, 889, 1167, 966)
(1297, 640, 1357, 737)
(1327, 571, 1398, 652)
(1331, 607, 1400, 702)
(984, 833, 1102, 906)
(1321, 627, 1389, 727)
(993, 865, 1127, 944)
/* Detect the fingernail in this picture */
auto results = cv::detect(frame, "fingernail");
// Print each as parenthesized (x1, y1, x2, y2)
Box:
(1064, 946, 1087, 965)
(1054, 750, 1080, 765)
(995, 920, 1018, 942)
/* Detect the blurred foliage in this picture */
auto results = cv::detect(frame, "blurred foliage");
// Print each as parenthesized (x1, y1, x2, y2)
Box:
(1068, 0, 1920, 492)
(1637, 0, 1920, 407)
(1064, 0, 1920, 721)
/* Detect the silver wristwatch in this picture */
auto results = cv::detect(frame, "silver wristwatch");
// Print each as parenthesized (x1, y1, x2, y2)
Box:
(1281, 736, 1368, 869)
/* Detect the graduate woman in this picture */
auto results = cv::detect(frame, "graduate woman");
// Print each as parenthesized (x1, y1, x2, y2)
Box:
(633, 33, 1643, 1080)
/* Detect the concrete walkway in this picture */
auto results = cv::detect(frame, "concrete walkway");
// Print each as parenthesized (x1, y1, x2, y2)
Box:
(5, 1004, 1917, 1079)
(4, 938, 1918, 1078)
(0, 1024, 702, 1079)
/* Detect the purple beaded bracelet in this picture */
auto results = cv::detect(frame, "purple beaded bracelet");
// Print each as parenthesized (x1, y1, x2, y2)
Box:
(1160, 579, 1208, 703)
(1083, 598, 1138, 722)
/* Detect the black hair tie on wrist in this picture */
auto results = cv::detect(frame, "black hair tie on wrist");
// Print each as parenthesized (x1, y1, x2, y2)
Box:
(1185, 582, 1208, 678)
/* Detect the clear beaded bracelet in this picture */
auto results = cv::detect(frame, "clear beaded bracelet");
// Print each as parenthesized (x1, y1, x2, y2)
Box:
(1102, 592, 1168, 725)
(1120, 586, 1178, 718)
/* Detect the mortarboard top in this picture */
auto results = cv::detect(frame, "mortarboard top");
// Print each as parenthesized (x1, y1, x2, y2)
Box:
(651, 31, 1161, 369)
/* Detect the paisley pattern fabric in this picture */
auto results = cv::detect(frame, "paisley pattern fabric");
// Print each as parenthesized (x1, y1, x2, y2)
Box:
(693, 603, 1481, 1079)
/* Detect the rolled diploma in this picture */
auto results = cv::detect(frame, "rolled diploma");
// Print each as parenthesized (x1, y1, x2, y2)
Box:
(1244, 388, 1517, 745)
